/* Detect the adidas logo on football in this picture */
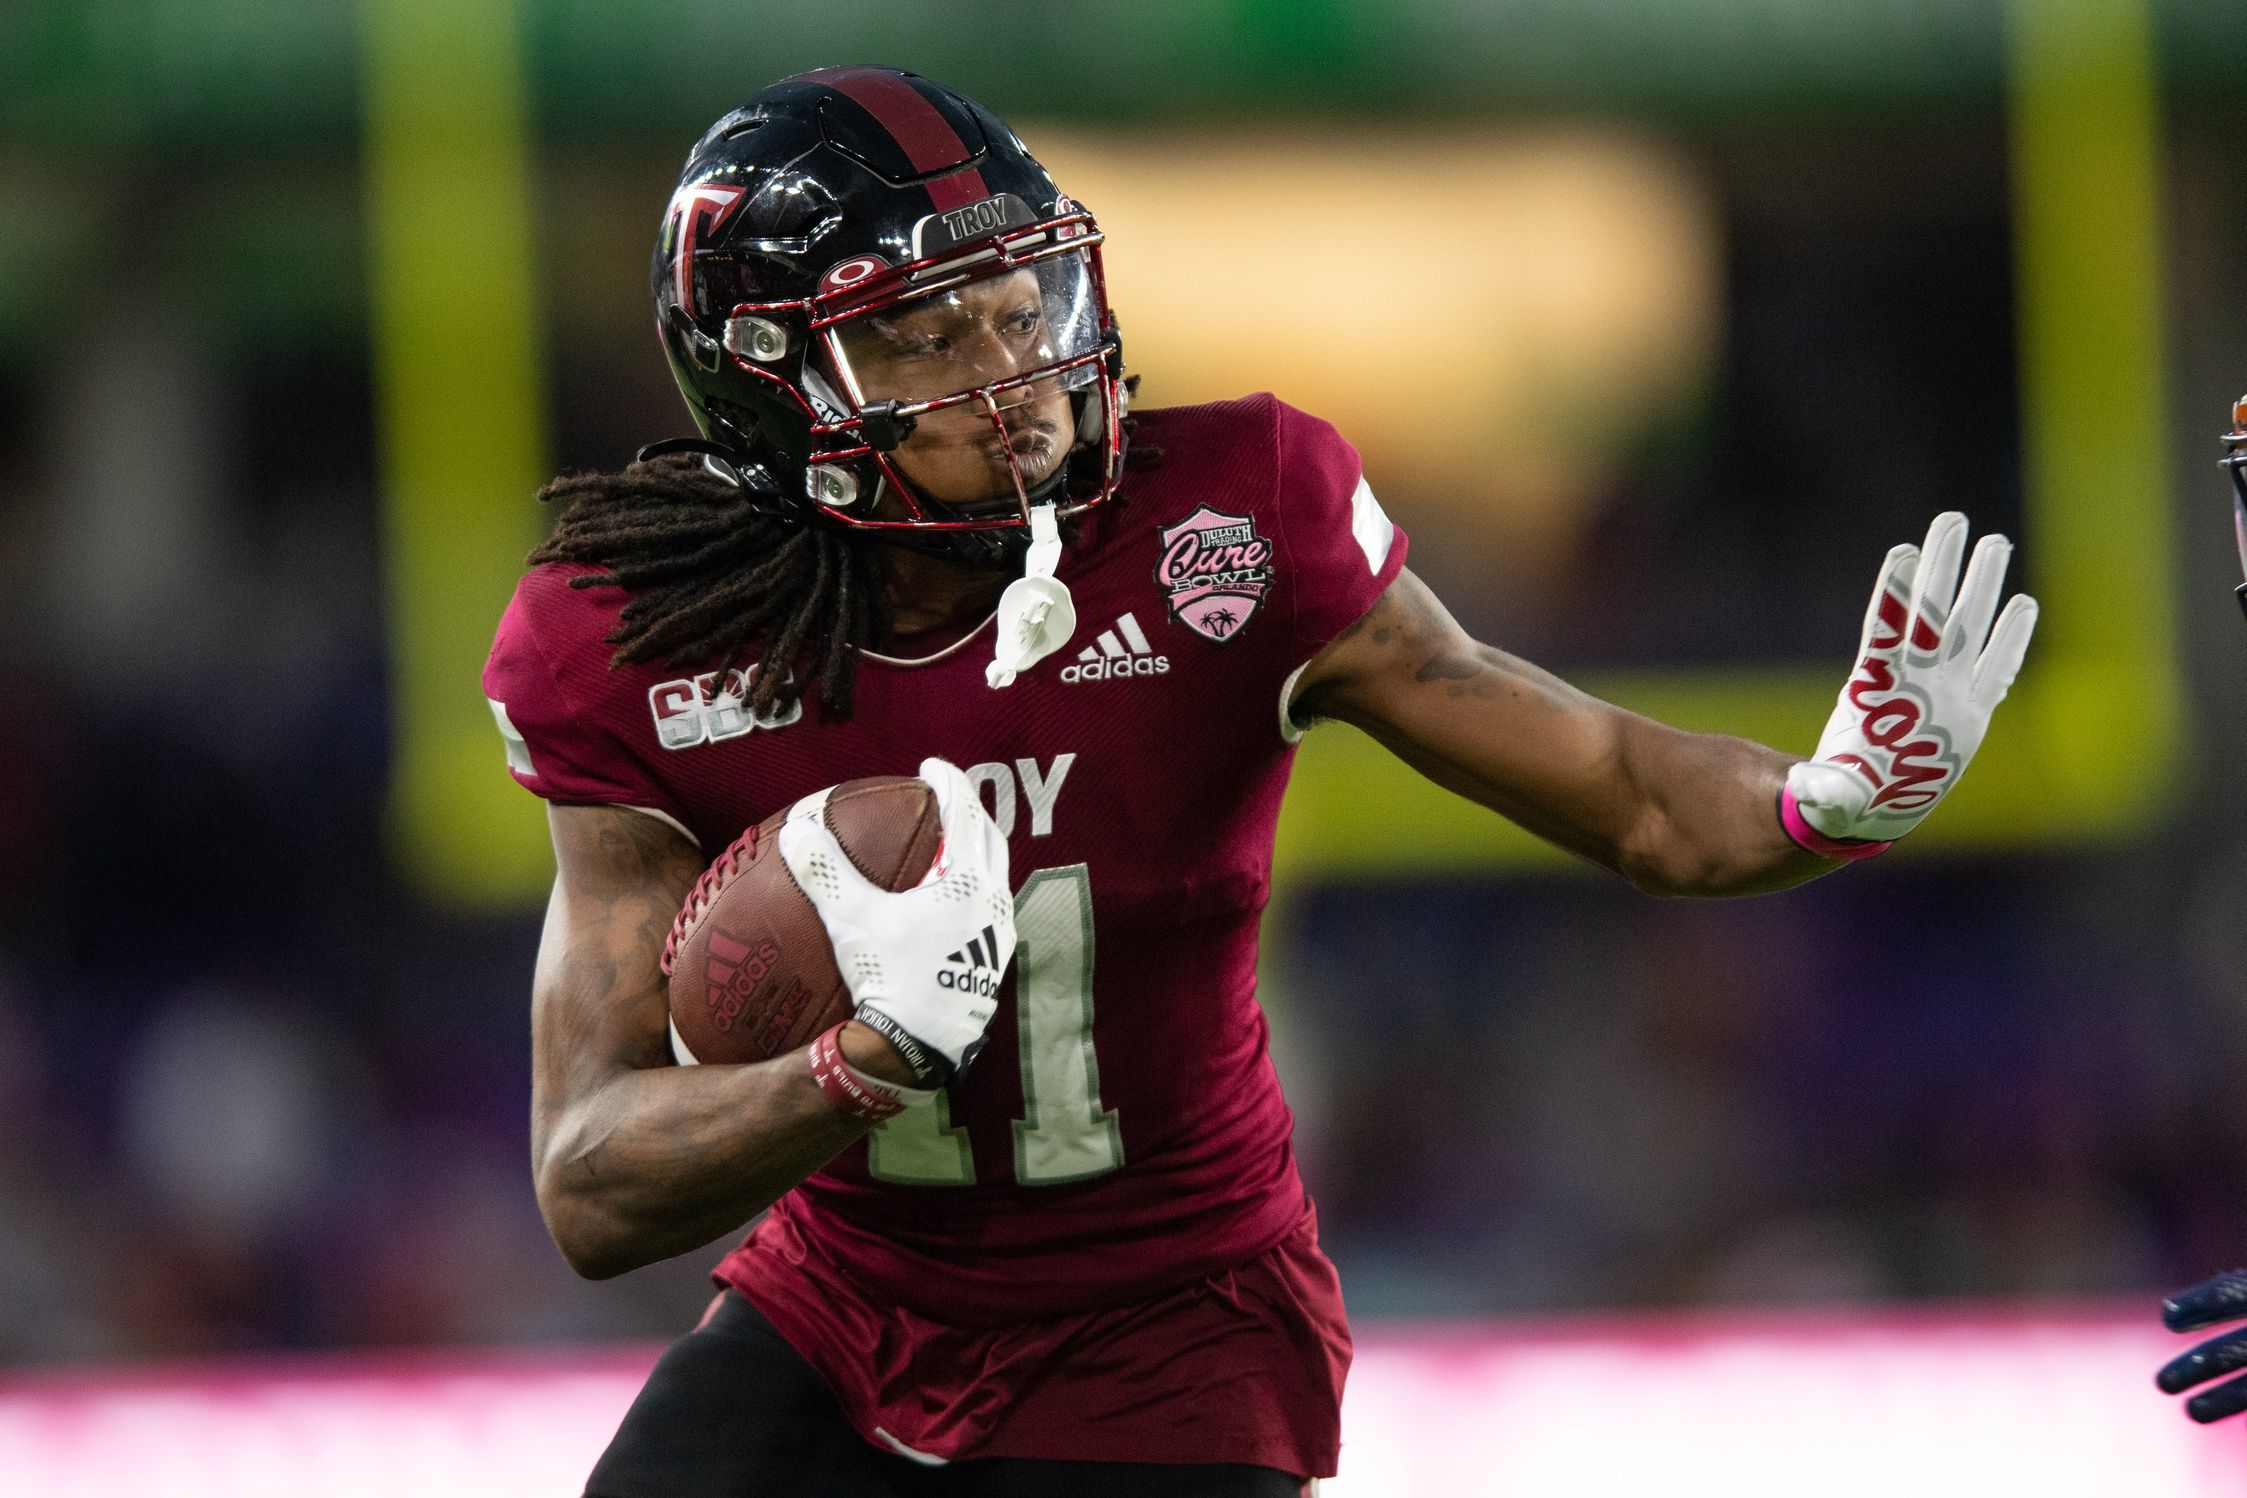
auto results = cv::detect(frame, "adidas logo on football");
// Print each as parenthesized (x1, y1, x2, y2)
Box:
(940, 924, 1006, 998)
(1060, 612, 1170, 683)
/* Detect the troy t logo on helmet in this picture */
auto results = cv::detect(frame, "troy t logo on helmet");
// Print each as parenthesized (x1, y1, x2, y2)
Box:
(661, 184, 748, 324)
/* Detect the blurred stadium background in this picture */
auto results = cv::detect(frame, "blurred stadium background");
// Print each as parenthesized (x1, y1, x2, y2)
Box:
(3, 0, 2246, 1490)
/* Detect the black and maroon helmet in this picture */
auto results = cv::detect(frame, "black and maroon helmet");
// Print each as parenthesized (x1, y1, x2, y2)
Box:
(649, 66, 1126, 554)
(2225, 395, 2247, 618)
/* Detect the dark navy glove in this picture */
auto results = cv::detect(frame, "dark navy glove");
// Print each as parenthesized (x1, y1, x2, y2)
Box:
(2158, 1270, 2247, 1422)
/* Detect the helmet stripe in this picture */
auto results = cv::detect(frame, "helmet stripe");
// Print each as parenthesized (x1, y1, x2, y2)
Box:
(803, 66, 991, 212)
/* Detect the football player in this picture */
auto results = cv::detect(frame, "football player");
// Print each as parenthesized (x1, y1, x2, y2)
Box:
(2155, 395, 2247, 1425)
(483, 69, 2038, 1496)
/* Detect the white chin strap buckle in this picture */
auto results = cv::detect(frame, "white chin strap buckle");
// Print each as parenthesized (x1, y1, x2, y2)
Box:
(985, 503, 1076, 689)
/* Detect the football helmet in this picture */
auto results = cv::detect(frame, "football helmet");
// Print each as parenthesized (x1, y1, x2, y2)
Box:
(2225, 395, 2247, 618)
(650, 67, 1126, 564)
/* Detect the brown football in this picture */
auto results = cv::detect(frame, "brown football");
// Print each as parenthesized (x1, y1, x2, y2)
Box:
(663, 776, 942, 1067)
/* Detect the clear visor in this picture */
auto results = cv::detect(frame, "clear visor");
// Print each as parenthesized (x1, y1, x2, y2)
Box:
(822, 250, 1105, 513)
(827, 251, 1102, 405)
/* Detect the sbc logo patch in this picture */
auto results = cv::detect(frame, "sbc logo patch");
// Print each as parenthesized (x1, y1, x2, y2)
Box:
(1155, 506, 1273, 642)
(649, 667, 800, 750)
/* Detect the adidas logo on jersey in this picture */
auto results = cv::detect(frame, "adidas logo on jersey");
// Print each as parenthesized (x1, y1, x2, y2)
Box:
(1060, 612, 1170, 683)
(940, 924, 1006, 998)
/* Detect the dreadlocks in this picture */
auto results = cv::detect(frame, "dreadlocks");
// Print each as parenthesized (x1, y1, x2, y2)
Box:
(530, 396, 1156, 719)
(529, 453, 888, 720)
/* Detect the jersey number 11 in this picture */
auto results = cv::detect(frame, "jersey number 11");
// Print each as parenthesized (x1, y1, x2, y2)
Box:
(867, 864, 1125, 1186)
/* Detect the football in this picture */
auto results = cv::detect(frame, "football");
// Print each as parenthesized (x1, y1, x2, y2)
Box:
(663, 775, 943, 1066)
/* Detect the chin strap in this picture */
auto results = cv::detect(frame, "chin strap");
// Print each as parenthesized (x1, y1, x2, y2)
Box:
(985, 503, 1077, 689)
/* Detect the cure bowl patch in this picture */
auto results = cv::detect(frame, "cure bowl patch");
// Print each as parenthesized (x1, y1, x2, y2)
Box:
(1156, 506, 1274, 642)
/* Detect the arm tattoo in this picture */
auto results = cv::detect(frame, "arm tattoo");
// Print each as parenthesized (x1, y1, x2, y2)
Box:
(1336, 579, 1521, 701)
(532, 804, 872, 1274)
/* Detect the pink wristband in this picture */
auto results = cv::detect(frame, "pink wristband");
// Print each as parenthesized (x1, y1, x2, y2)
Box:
(1779, 785, 1894, 862)
(807, 1025, 908, 1120)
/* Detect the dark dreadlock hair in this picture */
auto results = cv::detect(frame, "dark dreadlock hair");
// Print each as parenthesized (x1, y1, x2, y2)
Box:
(529, 452, 888, 720)
(530, 391, 1157, 721)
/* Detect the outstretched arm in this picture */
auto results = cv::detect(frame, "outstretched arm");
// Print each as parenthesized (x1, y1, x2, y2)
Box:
(1288, 571, 1825, 897)
(1288, 514, 2035, 898)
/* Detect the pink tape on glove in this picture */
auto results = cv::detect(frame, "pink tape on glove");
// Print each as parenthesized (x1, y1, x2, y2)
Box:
(1779, 784, 1895, 862)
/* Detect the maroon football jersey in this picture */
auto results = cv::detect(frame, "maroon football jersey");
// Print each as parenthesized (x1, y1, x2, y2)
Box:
(484, 393, 1406, 1325)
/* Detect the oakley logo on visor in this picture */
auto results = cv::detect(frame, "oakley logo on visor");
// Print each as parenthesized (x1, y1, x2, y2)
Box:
(912, 194, 1037, 260)
(821, 255, 889, 292)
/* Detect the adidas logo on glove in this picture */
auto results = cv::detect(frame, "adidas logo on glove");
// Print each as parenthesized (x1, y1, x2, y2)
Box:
(1060, 612, 1170, 684)
(939, 924, 1007, 998)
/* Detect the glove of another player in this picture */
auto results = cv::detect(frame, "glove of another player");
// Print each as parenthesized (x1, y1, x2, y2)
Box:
(1785, 512, 2038, 850)
(2158, 1269, 2247, 1423)
(778, 757, 1015, 1088)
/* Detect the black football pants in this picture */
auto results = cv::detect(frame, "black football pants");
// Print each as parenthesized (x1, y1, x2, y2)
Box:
(584, 1290, 1310, 1498)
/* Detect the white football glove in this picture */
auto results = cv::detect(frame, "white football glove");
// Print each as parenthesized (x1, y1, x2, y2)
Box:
(1786, 511, 2038, 848)
(778, 757, 1015, 1086)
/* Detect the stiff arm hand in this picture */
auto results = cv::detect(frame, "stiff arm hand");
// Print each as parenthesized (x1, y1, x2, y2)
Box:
(779, 757, 1017, 1088)
(1784, 512, 2038, 852)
